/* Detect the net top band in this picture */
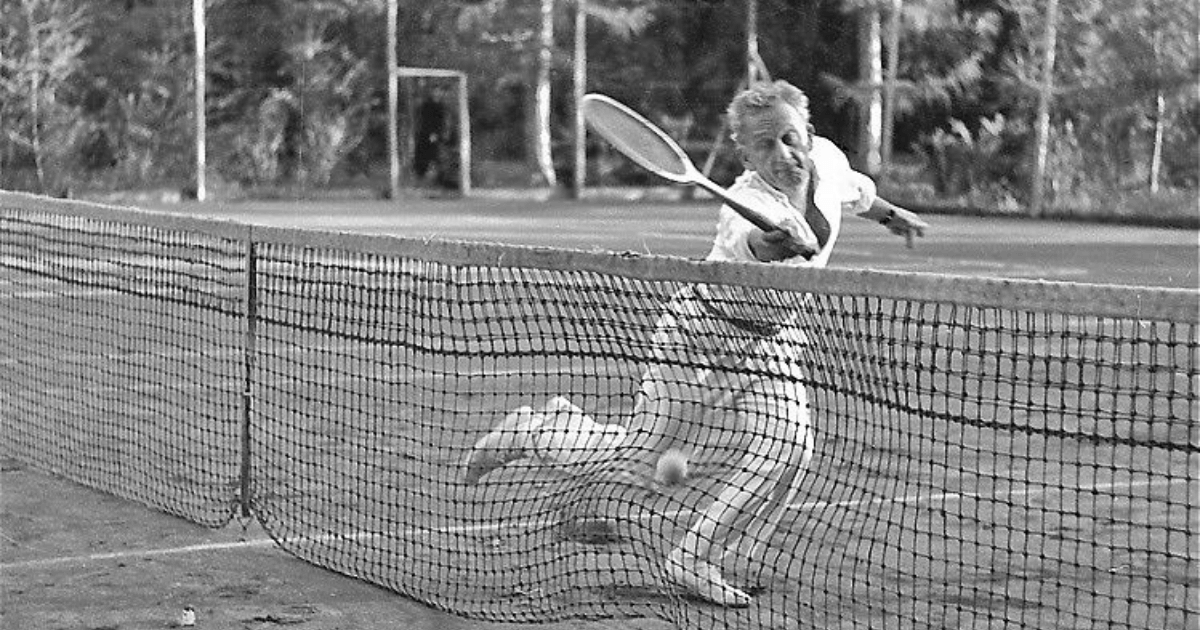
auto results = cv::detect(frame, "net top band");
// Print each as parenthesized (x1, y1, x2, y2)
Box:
(4, 190, 1194, 324)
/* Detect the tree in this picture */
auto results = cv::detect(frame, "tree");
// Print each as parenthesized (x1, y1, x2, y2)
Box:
(3, 0, 1191, 203)
(457, 0, 652, 187)
(281, 1, 373, 187)
(1005, 0, 1199, 203)
(0, 0, 91, 193)
(73, 1, 203, 190)
(1068, 0, 1199, 190)
(820, 0, 925, 174)
(205, 0, 374, 188)
(825, 0, 925, 172)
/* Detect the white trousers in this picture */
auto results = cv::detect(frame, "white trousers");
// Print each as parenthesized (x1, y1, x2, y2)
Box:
(534, 286, 815, 564)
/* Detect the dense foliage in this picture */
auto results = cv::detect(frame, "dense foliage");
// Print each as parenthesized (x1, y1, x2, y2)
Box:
(1, 0, 1195, 218)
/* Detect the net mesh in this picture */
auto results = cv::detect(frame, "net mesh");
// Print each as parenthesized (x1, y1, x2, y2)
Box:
(1, 192, 1196, 630)
(0, 199, 246, 527)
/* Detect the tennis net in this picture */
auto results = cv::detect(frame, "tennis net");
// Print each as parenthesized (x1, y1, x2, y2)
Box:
(1, 191, 1196, 630)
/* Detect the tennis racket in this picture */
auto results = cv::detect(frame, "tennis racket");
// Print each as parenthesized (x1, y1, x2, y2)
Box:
(581, 93, 780, 234)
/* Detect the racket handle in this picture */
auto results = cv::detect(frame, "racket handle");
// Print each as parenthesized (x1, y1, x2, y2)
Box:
(694, 177, 778, 233)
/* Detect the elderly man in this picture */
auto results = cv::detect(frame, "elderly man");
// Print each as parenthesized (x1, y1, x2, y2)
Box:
(465, 80, 927, 607)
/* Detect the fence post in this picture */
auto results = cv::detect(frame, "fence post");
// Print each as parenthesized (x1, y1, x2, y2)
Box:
(239, 234, 258, 518)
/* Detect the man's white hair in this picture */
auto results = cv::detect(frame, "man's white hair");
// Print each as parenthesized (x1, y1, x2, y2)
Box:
(726, 80, 811, 146)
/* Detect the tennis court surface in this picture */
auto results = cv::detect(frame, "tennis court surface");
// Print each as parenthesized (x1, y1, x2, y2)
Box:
(2, 191, 1196, 630)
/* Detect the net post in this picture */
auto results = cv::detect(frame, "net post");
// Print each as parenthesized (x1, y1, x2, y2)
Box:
(238, 235, 258, 519)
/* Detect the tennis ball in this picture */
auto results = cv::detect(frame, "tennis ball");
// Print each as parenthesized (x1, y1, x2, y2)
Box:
(655, 448, 689, 486)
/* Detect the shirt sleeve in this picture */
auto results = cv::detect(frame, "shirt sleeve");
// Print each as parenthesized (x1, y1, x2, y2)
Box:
(706, 177, 794, 263)
(811, 136, 876, 216)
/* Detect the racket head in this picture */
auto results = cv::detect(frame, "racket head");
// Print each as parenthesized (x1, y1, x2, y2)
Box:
(581, 94, 696, 184)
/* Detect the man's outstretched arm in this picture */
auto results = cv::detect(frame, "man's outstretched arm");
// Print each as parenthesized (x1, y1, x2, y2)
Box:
(858, 197, 930, 246)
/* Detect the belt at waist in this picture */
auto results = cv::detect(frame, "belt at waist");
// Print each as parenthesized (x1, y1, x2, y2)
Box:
(688, 286, 782, 337)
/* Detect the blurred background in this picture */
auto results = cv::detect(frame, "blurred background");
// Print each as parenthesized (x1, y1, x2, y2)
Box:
(1, 0, 1196, 224)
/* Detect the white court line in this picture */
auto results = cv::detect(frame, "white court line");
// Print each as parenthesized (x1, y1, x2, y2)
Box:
(2, 477, 1187, 571)
(0, 538, 279, 569)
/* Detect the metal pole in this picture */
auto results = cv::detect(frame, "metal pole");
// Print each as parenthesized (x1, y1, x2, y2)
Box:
(239, 237, 257, 518)
(386, 0, 400, 200)
(572, 0, 587, 198)
(193, 0, 207, 201)
(457, 75, 471, 195)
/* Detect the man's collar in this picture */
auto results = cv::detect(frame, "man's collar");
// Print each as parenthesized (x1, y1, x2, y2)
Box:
(740, 171, 795, 208)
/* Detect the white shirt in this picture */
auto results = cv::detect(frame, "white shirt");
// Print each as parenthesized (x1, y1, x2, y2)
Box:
(544, 146, 876, 468)
(706, 136, 876, 267)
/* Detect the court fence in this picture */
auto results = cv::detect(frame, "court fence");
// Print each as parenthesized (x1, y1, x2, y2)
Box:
(1, 190, 1196, 629)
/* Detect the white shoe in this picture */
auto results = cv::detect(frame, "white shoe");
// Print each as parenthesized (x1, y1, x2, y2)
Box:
(462, 406, 543, 484)
(665, 549, 752, 608)
(722, 538, 782, 592)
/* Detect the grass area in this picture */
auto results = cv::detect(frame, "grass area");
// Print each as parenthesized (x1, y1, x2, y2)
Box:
(53, 155, 1198, 230)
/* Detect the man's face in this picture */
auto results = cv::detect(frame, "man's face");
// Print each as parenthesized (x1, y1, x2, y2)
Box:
(737, 101, 814, 193)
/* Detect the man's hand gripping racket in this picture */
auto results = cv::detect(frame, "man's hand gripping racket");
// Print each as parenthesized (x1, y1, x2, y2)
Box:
(580, 93, 926, 250)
